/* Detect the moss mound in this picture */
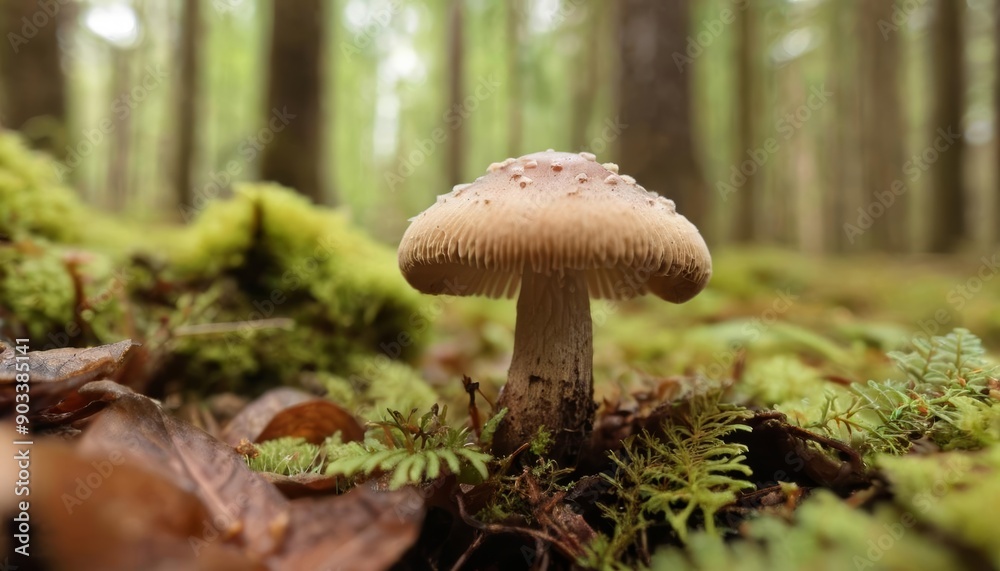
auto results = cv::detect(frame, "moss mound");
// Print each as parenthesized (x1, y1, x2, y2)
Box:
(0, 132, 429, 397)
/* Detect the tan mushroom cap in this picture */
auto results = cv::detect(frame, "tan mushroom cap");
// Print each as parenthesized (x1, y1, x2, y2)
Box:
(398, 150, 711, 302)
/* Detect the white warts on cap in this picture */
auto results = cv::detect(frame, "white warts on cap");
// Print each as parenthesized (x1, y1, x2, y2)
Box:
(487, 157, 517, 173)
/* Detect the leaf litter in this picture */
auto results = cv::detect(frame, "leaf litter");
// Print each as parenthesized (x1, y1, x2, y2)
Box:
(3, 342, 424, 571)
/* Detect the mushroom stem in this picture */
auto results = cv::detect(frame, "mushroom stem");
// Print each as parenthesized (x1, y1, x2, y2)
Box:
(494, 269, 595, 462)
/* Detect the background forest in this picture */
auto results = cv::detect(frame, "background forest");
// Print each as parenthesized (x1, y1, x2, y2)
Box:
(2, 0, 996, 253)
(6, 1, 1000, 570)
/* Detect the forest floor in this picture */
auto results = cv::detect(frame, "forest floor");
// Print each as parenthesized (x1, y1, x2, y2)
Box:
(7, 246, 1000, 570)
(3, 134, 1000, 570)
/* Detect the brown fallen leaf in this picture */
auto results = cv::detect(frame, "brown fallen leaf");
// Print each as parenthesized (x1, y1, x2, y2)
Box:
(257, 400, 365, 444)
(263, 472, 344, 499)
(219, 387, 314, 445)
(76, 380, 292, 558)
(277, 486, 426, 571)
(0, 339, 139, 415)
(3, 436, 263, 571)
(221, 387, 364, 446)
(63, 381, 424, 570)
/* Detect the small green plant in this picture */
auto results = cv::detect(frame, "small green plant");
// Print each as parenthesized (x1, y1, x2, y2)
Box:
(584, 392, 754, 567)
(324, 406, 502, 490)
(247, 437, 325, 475)
(808, 328, 1000, 458)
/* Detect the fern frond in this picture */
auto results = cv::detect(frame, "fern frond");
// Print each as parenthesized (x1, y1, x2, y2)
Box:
(807, 328, 999, 457)
(323, 406, 497, 489)
(588, 391, 755, 565)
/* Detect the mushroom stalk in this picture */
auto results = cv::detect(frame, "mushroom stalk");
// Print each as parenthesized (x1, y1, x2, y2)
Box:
(494, 269, 596, 461)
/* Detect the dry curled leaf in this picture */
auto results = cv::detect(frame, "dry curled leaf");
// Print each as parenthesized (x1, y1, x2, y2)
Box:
(263, 472, 344, 499)
(56, 381, 423, 570)
(0, 339, 138, 414)
(221, 387, 363, 446)
(277, 486, 426, 571)
(1, 436, 262, 571)
(256, 400, 365, 444)
(76, 380, 292, 558)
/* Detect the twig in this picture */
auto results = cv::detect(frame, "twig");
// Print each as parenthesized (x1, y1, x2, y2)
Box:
(172, 318, 295, 336)
(463, 375, 483, 438)
(455, 492, 562, 546)
(448, 532, 485, 571)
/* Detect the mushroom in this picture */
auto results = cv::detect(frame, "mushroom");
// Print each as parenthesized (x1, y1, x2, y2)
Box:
(397, 150, 711, 462)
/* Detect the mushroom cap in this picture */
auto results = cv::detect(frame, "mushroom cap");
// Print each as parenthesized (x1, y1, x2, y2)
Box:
(398, 150, 711, 302)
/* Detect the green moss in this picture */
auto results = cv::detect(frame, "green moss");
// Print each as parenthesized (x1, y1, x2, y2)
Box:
(246, 437, 324, 475)
(879, 445, 1000, 568)
(317, 356, 439, 421)
(0, 133, 428, 397)
(146, 185, 429, 395)
(645, 491, 965, 571)
(733, 355, 830, 406)
(0, 245, 75, 338)
(0, 132, 85, 242)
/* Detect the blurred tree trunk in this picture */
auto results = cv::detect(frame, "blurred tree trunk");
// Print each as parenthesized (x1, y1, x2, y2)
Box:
(261, 0, 325, 202)
(174, 0, 202, 216)
(0, 1, 67, 158)
(859, 0, 905, 251)
(505, 0, 523, 157)
(732, 1, 757, 242)
(616, 0, 707, 227)
(570, 2, 601, 152)
(826, 1, 863, 252)
(928, 0, 965, 252)
(446, 0, 465, 188)
(107, 47, 133, 211)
